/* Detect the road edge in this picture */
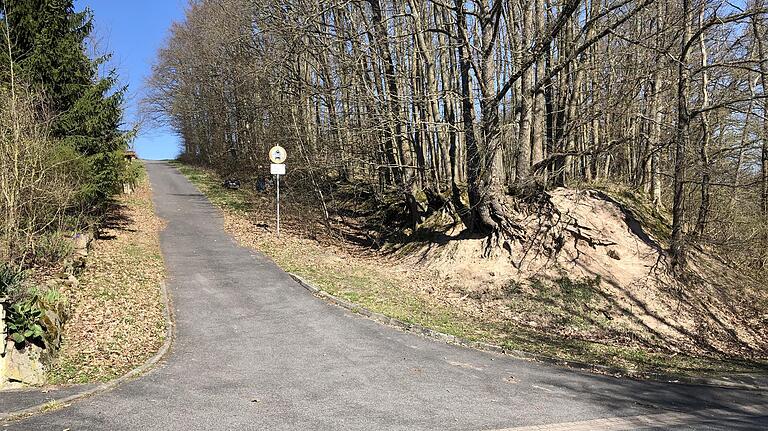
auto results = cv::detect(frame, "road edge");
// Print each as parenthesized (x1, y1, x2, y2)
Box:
(289, 273, 768, 392)
(0, 279, 175, 423)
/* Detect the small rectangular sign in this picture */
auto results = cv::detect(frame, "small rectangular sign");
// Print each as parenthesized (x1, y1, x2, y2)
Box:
(270, 163, 286, 175)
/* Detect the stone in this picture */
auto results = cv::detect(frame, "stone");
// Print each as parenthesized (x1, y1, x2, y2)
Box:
(72, 232, 92, 259)
(64, 274, 79, 288)
(1, 302, 6, 356)
(40, 307, 64, 357)
(4, 341, 46, 386)
(1, 303, 6, 387)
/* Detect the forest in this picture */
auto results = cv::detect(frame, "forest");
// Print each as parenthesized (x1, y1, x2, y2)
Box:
(0, 0, 132, 268)
(0, 0, 132, 364)
(147, 0, 768, 274)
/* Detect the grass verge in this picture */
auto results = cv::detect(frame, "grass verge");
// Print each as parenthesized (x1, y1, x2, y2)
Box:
(175, 162, 767, 379)
(46, 165, 167, 384)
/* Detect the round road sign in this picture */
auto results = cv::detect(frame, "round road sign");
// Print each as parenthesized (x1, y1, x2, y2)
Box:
(269, 145, 287, 164)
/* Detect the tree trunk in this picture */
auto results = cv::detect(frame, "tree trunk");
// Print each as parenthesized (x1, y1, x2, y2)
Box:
(753, 10, 768, 266)
(516, 0, 534, 183)
(649, 69, 664, 210)
(694, 11, 711, 237)
(455, 0, 519, 239)
(368, 0, 422, 228)
(671, 0, 693, 270)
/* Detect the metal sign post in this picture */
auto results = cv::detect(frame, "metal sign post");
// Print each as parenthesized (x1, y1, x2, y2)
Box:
(276, 174, 280, 236)
(269, 146, 287, 237)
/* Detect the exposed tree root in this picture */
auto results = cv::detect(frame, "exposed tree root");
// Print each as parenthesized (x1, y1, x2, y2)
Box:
(474, 188, 630, 266)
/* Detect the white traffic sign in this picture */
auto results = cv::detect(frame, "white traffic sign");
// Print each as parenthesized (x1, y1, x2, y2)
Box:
(268, 147, 287, 237)
(269, 145, 287, 164)
(270, 163, 286, 175)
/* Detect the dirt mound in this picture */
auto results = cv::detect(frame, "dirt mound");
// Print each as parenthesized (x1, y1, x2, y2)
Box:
(178, 163, 767, 374)
(394, 188, 768, 362)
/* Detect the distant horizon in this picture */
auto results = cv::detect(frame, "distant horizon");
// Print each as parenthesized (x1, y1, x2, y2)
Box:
(76, 0, 186, 160)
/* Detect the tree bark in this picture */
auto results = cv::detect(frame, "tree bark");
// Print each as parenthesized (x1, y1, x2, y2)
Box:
(368, 0, 423, 228)
(752, 9, 768, 266)
(694, 10, 711, 237)
(671, 0, 693, 270)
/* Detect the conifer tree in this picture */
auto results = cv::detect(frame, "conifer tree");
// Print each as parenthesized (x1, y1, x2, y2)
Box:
(0, 0, 129, 206)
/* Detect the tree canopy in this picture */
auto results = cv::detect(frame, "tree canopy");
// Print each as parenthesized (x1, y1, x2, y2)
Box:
(1, 0, 130, 205)
(147, 0, 768, 271)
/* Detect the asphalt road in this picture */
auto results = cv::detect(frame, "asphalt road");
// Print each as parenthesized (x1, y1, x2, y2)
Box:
(7, 161, 767, 430)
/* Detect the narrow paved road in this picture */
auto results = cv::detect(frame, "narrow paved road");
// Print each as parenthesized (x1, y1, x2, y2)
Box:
(10, 161, 767, 430)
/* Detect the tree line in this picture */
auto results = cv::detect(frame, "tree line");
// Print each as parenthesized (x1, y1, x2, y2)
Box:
(146, 0, 768, 271)
(1, 0, 131, 268)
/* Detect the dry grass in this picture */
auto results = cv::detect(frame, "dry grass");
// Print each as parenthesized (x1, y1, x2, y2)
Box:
(176, 163, 768, 378)
(47, 170, 167, 383)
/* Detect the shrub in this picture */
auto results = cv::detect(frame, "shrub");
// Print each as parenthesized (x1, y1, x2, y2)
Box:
(0, 263, 24, 297)
(31, 232, 73, 267)
(5, 284, 65, 349)
(6, 298, 45, 346)
(1, 263, 65, 350)
(0, 86, 78, 267)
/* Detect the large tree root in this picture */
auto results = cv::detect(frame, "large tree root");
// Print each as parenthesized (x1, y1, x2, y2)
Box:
(478, 189, 626, 265)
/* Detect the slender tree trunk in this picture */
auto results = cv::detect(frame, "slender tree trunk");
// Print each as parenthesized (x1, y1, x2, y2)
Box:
(531, 0, 547, 172)
(730, 75, 757, 212)
(649, 69, 664, 210)
(409, 0, 449, 189)
(695, 11, 711, 237)
(671, 0, 693, 270)
(369, 0, 422, 228)
(455, 0, 483, 230)
(752, 10, 768, 266)
(516, 0, 534, 183)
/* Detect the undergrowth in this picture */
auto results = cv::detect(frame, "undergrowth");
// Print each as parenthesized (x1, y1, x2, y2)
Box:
(177, 162, 768, 378)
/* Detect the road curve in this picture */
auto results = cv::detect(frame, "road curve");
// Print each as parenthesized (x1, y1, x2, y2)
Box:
(9, 161, 767, 430)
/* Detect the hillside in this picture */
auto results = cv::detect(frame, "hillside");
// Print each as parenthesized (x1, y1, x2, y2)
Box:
(177, 163, 768, 377)
(394, 188, 767, 363)
(151, 0, 768, 379)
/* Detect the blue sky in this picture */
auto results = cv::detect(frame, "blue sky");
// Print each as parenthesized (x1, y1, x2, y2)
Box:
(76, 0, 186, 160)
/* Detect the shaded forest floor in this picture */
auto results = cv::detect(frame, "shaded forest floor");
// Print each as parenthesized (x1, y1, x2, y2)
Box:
(175, 162, 768, 378)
